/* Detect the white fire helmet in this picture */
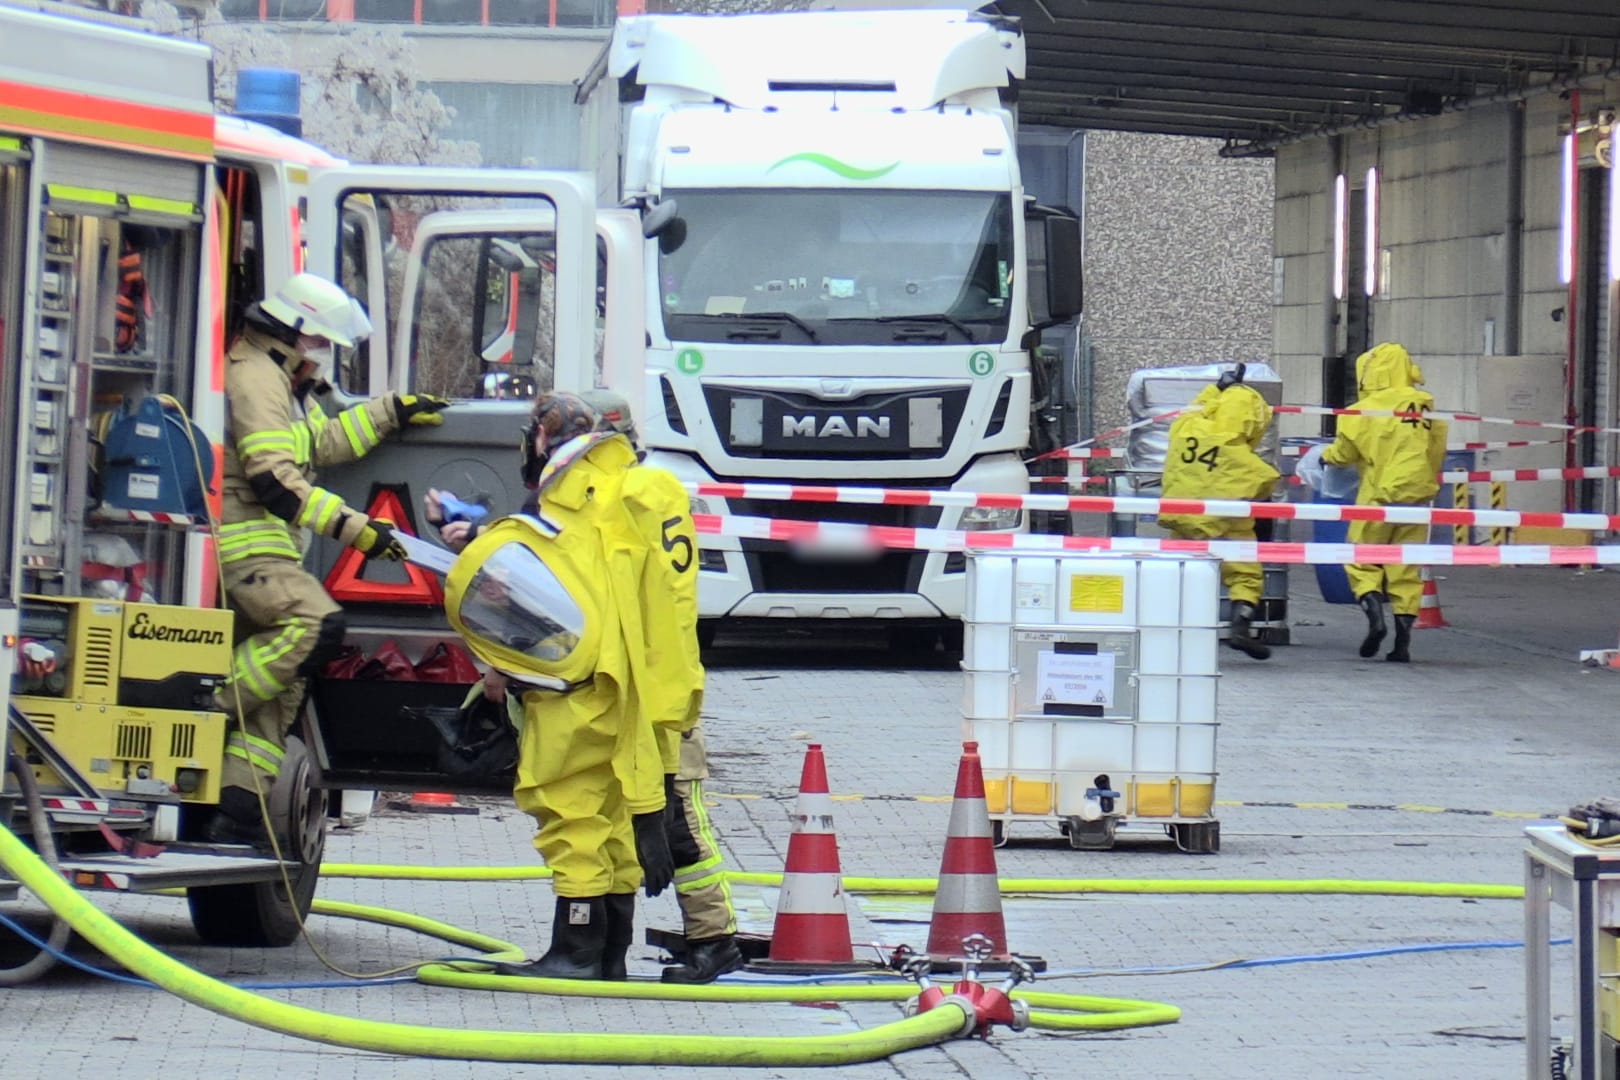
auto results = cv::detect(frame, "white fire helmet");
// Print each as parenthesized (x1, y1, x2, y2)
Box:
(260, 272, 374, 348)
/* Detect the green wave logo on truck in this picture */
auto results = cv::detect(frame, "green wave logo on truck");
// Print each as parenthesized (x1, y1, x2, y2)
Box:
(766, 153, 899, 181)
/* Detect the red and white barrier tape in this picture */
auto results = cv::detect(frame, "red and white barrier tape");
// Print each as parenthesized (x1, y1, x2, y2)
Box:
(693, 513, 1614, 566)
(1271, 403, 1620, 436)
(1284, 465, 1620, 487)
(688, 481, 1617, 532)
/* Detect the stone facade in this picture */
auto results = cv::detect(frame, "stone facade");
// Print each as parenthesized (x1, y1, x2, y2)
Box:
(1081, 130, 1275, 438)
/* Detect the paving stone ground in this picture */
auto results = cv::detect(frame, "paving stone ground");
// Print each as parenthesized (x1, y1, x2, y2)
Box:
(2, 564, 1617, 1079)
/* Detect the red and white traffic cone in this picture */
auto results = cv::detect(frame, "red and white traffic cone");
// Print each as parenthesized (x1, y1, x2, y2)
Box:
(1415, 568, 1448, 629)
(926, 741, 1011, 965)
(765, 744, 855, 967)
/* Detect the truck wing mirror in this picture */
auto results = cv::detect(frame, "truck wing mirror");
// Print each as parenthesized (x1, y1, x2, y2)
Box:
(642, 198, 687, 254)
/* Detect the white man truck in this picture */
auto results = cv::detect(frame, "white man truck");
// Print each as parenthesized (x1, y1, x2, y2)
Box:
(578, 10, 1083, 646)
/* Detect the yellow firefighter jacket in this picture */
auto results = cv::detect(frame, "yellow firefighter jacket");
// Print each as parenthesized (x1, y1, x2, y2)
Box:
(1322, 342, 1448, 505)
(218, 329, 401, 564)
(1157, 383, 1280, 538)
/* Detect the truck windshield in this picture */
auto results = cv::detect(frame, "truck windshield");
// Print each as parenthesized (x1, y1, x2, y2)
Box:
(658, 189, 1014, 346)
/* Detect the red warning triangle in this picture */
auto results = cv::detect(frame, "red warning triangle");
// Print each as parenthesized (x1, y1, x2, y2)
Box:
(323, 486, 445, 606)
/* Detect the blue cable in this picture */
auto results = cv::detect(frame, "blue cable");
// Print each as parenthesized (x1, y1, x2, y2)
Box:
(1, 908, 1575, 989)
(0, 910, 422, 989)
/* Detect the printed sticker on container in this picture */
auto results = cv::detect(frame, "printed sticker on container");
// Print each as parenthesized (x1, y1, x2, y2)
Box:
(1068, 573, 1125, 614)
(1036, 649, 1116, 707)
(126, 473, 162, 500)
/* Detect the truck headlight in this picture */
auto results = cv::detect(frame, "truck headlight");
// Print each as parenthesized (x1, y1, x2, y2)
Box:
(689, 497, 711, 516)
(959, 506, 1022, 531)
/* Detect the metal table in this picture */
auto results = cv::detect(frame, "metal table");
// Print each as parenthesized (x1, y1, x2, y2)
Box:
(1524, 824, 1620, 1080)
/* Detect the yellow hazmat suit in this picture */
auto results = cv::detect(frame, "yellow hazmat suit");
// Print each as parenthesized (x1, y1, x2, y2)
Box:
(1158, 382, 1279, 605)
(446, 433, 676, 899)
(1322, 343, 1448, 615)
(620, 465, 736, 943)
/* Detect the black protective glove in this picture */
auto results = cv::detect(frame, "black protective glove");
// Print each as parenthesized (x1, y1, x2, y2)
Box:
(393, 393, 452, 427)
(632, 810, 675, 898)
(353, 519, 406, 561)
(1215, 362, 1247, 392)
(662, 773, 680, 831)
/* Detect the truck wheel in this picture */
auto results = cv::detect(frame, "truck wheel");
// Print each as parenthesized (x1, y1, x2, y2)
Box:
(188, 737, 326, 947)
(697, 621, 717, 650)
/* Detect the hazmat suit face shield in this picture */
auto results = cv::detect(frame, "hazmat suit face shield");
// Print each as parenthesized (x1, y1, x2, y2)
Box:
(452, 541, 586, 669)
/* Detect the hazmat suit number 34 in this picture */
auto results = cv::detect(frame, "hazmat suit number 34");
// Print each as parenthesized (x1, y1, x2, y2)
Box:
(1158, 378, 1279, 659)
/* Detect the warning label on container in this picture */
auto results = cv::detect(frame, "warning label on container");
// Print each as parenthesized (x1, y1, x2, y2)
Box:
(1036, 649, 1115, 707)
(1068, 573, 1125, 614)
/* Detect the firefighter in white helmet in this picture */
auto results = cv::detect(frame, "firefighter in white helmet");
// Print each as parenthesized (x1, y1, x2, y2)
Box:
(210, 272, 451, 845)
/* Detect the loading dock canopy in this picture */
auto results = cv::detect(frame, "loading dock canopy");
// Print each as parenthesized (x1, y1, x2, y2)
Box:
(994, 0, 1620, 152)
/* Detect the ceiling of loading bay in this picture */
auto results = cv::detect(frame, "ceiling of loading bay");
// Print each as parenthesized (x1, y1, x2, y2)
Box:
(986, 0, 1620, 153)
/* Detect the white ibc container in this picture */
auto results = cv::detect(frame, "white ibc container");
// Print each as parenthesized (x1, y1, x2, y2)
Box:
(1180, 628, 1220, 675)
(1137, 674, 1180, 721)
(1057, 558, 1138, 627)
(966, 555, 1015, 623)
(1053, 718, 1135, 773)
(1014, 557, 1058, 621)
(1178, 723, 1218, 773)
(1179, 676, 1218, 723)
(1181, 558, 1222, 626)
(1137, 557, 1184, 626)
(1010, 719, 1054, 770)
(962, 670, 1013, 718)
(971, 718, 1011, 771)
(1135, 723, 1178, 772)
(1138, 627, 1182, 674)
(963, 623, 1012, 671)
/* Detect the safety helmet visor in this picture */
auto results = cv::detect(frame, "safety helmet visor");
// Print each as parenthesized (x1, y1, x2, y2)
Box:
(453, 541, 585, 665)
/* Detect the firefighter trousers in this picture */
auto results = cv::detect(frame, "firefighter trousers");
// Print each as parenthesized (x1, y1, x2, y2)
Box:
(221, 555, 343, 792)
(668, 726, 736, 940)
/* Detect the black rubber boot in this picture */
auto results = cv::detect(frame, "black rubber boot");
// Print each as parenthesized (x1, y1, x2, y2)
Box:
(203, 785, 271, 847)
(1386, 614, 1415, 663)
(601, 893, 636, 981)
(523, 896, 607, 980)
(1357, 593, 1387, 658)
(661, 935, 745, 985)
(1227, 601, 1272, 660)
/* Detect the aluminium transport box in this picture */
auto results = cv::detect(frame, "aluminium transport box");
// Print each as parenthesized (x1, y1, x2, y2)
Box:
(962, 551, 1220, 827)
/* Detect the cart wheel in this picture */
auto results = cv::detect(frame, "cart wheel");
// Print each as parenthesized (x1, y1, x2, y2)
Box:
(991, 819, 1007, 848)
(1063, 816, 1117, 851)
(188, 737, 326, 947)
(1171, 821, 1221, 854)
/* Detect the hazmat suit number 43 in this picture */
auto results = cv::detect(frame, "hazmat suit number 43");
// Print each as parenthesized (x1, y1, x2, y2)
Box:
(1322, 342, 1448, 623)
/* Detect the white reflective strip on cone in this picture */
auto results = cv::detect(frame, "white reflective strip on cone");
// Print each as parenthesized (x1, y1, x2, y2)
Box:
(789, 795, 836, 833)
(944, 797, 994, 839)
(934, 872, 1006, 914)
(777, 873, 847, 914)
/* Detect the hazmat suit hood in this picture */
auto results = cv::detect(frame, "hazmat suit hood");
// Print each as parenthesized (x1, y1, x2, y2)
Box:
(1356, 342, 1424, 394)
(1208, 384, 1273, 450)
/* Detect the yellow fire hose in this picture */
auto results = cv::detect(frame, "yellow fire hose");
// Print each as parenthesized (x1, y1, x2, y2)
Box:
(0, 824, 1180, 1065)
(322, 861, 1525, 900)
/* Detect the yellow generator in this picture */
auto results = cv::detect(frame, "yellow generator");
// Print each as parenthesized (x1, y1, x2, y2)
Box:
(11, 595, 232, 805)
